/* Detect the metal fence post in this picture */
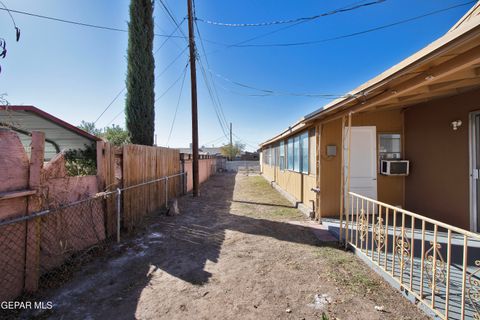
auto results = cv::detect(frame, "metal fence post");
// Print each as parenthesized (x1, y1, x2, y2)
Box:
(165, 177, 169, 208)
(184, 172, 188, 195)
(116, 188, 121, 243)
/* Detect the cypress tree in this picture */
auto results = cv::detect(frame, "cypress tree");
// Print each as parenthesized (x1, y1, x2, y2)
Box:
(125, 0, 155, 145)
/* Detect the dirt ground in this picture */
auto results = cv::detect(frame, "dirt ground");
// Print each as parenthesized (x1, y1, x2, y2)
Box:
(18, 173, 428, 320)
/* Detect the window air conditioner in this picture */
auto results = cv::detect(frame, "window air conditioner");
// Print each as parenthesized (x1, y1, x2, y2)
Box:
(380, 160, 409, 176)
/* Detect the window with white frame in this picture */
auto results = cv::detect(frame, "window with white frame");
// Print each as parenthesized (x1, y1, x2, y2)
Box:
(379, 133, 401, 160)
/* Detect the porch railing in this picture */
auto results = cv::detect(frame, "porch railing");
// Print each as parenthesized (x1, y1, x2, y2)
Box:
(343, 192, 480, 320)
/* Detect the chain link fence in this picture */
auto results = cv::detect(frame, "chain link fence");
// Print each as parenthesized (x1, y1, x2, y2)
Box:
(0, 172, 186, 304)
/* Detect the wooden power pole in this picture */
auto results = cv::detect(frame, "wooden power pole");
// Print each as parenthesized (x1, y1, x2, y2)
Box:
(229, 122, 233, 160)
(187, 0, 199, 197)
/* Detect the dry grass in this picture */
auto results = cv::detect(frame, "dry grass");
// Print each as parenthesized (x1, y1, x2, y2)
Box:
(231, 175, 304, 221)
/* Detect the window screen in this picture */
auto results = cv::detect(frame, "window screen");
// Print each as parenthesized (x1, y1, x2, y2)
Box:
(293, 136, 300, 172)
(301, 132, 309, 174)
(287, 138, 294, 170)
(279, 140, 285, 170)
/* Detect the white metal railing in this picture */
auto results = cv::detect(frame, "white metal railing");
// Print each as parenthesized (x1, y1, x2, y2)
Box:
(343, 192, 480, 320)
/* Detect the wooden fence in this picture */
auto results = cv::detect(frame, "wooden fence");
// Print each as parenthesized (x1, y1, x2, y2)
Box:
(181, 153, 217, 192)
(0, 133, 218, 301)
(97, 143, 218, 232)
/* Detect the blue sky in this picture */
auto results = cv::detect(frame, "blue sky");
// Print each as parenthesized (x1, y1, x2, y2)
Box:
(0, 0, 474, 151)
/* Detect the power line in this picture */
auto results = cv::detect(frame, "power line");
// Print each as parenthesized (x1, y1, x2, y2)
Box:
(198, 0, 379, 52)
(157, 0, 187, 38)
(233, 133, 259, 150)
(197, 56, 229, 138)
(0, 7, 187, 39)
(166, 65, 188, 146)
(208, 67, 348, 98)
(194, 16, 229, 134)
(94, 88, 126, 124)
(156, 62, 190, 102)
(214, 1, 476, 48)
(154, 18, 186, 54)
(158, 0, 230, 141)
(94, 45, 188, 124)
(202, 135, 227, 146)
(192, 0, 230, 137)
(195, 0, 386, 27)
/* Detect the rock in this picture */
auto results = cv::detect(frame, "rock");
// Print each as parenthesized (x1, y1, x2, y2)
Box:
(308, 293, 332, 310)
(286, 308, 292, 313)
(374, 305, 385, 312)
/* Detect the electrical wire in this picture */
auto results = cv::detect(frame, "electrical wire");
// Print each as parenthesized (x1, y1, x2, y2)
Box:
(158, 0, 231, 140)
(95, 45, 188, 124)
(194, 13, 230, 134)
(213, 1, 476, 48)
(202, 135, 227, 146)
(157, 0, 187, 37)
(208, 67, 348, 98)
(233, 133, 259, 150)
(198, 0, 378, 52)
(195, 0, 386, 27)
(0, 7, 186, 38)
(0, 1, 18, 30)
(94, 88, 126, 124)
(107, 61, 190, 126)
(166, 64, 188, 146)
(154, 18, 186, 54)
(155, 62, 190, 102)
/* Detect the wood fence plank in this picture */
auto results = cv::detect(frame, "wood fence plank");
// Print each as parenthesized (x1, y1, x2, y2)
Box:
(25, 131, 45, 293)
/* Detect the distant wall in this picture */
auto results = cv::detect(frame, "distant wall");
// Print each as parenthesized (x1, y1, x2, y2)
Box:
(182, 156, 217, 192)
(225, 161, 260, 172)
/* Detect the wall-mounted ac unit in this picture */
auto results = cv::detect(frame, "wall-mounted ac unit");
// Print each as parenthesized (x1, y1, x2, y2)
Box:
(380, 160, 409, 176)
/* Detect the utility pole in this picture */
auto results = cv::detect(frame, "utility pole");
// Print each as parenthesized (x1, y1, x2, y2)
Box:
(187, 0, 199, 197)
(229, 122, 233, 160)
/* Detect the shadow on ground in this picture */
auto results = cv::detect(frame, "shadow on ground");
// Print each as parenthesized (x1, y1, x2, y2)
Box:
(18, 173, 337, 320)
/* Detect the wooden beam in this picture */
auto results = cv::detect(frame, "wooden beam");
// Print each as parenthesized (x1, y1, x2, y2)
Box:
(354, 45, 480, 114)
(428, 77, 480, 92)
(474, 66, 480, 76)
(0, 189, 36, 201)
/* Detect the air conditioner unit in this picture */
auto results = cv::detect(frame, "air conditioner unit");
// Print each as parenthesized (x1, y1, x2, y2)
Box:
(380, 160, 409, 176)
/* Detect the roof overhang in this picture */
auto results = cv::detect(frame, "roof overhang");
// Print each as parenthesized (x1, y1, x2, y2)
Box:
(259, 119, 307, 147)
(260, 7, 480, 147)
(304, 13, 480, 124)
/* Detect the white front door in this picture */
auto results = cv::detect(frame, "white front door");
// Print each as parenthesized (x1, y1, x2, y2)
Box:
(344, 126, 378, 201)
